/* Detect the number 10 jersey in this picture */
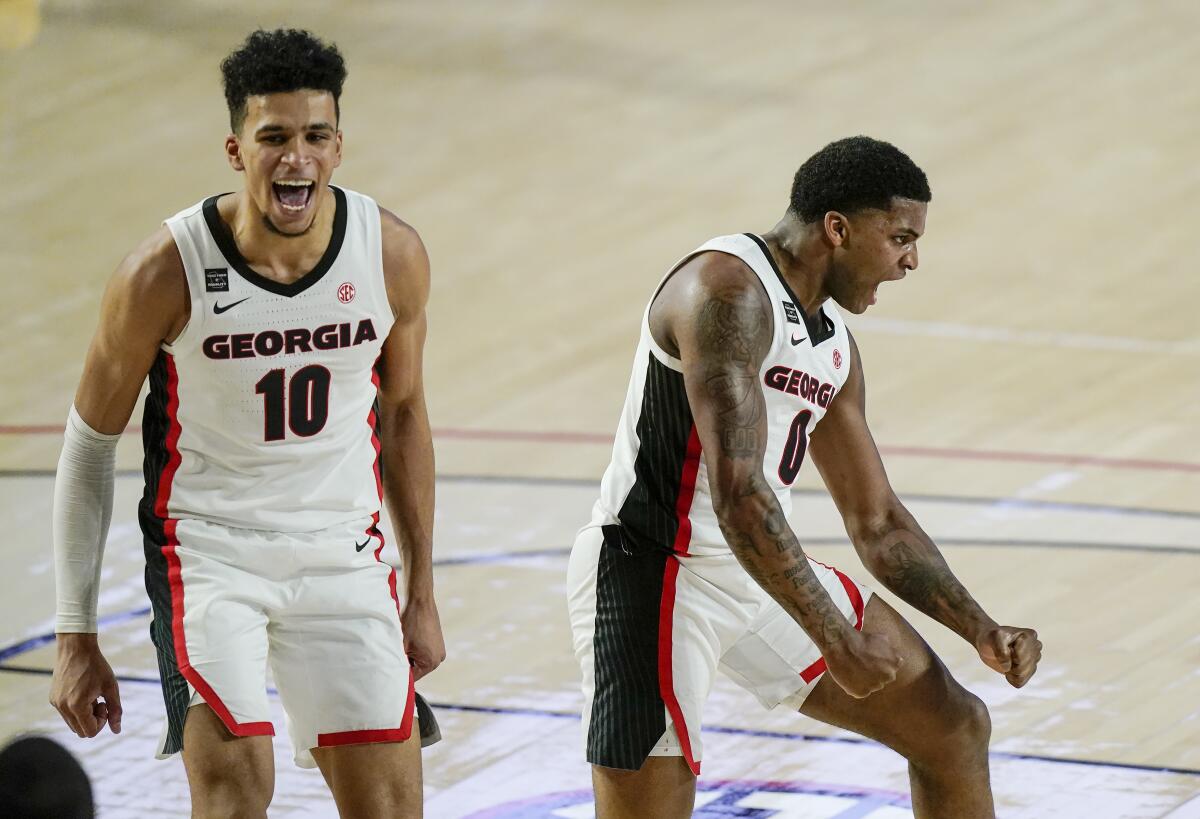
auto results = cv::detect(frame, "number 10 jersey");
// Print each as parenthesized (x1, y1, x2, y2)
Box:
(144, 186, 395, 533)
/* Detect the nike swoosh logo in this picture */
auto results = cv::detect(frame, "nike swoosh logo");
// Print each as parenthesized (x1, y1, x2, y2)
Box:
(355, 537, 372, 552)
(790, 334, 807, 346)
(213, 297, 251, 315)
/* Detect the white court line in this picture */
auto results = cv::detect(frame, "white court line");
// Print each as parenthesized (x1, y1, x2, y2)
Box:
(854, 316, 1200, 356)
(1164, 794, 1200, 818)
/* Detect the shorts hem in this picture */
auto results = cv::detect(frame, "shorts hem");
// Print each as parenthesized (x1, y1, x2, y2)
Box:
(316, 727, 415, 748)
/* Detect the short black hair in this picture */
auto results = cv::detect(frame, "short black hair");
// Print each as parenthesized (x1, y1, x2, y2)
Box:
(220, 28, 347, 133)
(0, 736, 94, 818)
(789, 136, 931, 223)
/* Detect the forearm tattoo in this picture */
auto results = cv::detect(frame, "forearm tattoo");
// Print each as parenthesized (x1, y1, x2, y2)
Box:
(873, 518, 989, 639)
(695, 285, 850, 647)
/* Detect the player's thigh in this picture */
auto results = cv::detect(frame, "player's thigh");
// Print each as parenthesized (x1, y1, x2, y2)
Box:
(311, 737, 422, 818)
(149, 520, 280, 757)
(798, 595, 988, 759)
(268, 544, 417, 769)
(592, 757, 695, 819)
(181, 703, 274, 810)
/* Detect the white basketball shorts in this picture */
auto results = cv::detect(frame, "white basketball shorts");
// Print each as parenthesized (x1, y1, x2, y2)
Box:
(567, 523, 871, 775)
(144, 515, 416, 768)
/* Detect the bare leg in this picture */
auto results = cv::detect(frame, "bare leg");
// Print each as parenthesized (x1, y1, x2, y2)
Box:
(800, 596, 994, 819)
(181, 704, 274, 819)
(592, 756, 695, 819)
(311, 738, 423, 819)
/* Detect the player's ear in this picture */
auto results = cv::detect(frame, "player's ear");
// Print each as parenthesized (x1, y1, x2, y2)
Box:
(225, 134, 245, 172)
(333, 130, 343, 169)
(824, 211, 850, 248)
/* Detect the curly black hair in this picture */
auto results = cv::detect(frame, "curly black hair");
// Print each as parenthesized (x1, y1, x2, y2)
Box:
(220, 28, 347, 133)
(789, 136, 931, 223)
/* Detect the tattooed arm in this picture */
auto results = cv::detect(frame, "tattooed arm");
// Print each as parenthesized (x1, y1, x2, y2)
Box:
(808, 333, 1042, 688)
(652, 254, 902, 699)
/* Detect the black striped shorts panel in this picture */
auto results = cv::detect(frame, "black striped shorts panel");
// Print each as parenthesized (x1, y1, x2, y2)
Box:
(586, 525, 671, 771)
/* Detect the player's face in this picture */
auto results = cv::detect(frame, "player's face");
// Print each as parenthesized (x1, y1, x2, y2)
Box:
(226, 90, 343, 237)
(829, 198, 926, 314)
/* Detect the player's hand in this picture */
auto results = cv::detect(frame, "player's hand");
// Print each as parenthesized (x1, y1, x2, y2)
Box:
(49, 633, 122, 738)
(976, 625, 1042, 688)
(823, 629, 903, 699)
(401, 596, 446, 682)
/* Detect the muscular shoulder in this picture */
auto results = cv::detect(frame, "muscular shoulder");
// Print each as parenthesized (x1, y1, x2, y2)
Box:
(378, 206, 430, 323)
(113, 226, 185, 296)
(653, 250, 772, 361)
(105, 226, 189, 337)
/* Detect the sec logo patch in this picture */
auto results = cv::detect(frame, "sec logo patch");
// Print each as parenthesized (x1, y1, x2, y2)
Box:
(337, 282, 356, 304)
(833, 349, 842, 369)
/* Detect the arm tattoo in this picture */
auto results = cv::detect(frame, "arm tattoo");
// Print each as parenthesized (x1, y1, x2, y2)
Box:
(692, 283, 853, 648)
(872, 518, 991, 640)
(695, 288, 768, 458)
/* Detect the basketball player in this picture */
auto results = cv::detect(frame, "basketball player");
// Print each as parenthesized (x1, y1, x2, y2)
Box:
(568, 136, 1043, 818)
(48, 29, 442, 818)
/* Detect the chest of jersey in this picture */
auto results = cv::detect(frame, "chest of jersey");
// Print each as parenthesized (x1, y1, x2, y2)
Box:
(188, 283, 385, 441)
(759, 319, 848, 488)
(154, 186, 394, 531)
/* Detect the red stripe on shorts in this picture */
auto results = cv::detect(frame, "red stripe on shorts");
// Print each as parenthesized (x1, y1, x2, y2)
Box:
(658, 425, 703, 776)
(158, 355, 273, 738)
(365, 359, 401, 617)
(799, 565, 868, 684)
(317, 666, 416, 747)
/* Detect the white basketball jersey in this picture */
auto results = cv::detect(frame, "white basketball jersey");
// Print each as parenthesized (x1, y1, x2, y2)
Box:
(590, 233, 852, 556)
(141, 186, 395, 533)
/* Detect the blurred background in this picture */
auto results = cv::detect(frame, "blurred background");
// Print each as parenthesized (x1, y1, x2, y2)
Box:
(2, 1, 1198, 816)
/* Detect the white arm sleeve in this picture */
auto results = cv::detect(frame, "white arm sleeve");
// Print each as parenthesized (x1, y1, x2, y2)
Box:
(52, 405, 120, 633)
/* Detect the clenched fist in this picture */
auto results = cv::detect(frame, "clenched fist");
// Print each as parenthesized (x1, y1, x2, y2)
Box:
(976, 625, 1042, 688)
(824, 629, 904, 699)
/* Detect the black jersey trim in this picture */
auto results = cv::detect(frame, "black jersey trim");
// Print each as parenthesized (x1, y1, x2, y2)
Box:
(138, 352, 190, 756)
(614, 354, 696, 556)
(744, 233, 837, 345)
(202, 186, 348, 298)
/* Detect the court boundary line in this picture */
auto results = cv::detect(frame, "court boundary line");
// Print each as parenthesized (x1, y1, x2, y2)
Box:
(1, 662, 1197, 779)
(4, 469, 1199, 522)
(4, 530, 1197, 661)
(2, 424, 1199, 474)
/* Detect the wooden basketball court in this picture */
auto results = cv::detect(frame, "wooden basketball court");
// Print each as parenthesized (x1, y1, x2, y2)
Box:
(2, 1, 1198, 816)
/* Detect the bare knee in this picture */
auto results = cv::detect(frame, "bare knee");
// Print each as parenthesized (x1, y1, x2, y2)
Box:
(187, 765, 272, 818)
(948, 689, 991, 748)
(913, 686, 991, 767)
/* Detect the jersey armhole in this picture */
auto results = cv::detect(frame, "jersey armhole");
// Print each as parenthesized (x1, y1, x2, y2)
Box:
(160, 220, 200, 353)
(367, 195, 395, 327)
(644, 245, 779, 372)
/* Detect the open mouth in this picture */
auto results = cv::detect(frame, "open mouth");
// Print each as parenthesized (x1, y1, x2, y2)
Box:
(272, 179, 315, 213)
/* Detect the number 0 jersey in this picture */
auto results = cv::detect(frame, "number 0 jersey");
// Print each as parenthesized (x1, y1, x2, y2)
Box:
(589, 233, 852, 557)
(141, 186, 395, 534)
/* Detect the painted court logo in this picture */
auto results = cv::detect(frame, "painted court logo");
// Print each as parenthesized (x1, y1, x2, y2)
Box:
(466, 779, 913, 818)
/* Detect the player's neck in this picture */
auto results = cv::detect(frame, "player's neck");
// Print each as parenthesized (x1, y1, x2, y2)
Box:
(760, 213, 832, 314)
(224, 188, 336, 284)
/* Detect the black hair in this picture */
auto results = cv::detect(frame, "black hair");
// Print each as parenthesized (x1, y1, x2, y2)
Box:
(220, 28, 347, 133)
(789, 136, 931, 223)
(0, 736, 94, 818)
